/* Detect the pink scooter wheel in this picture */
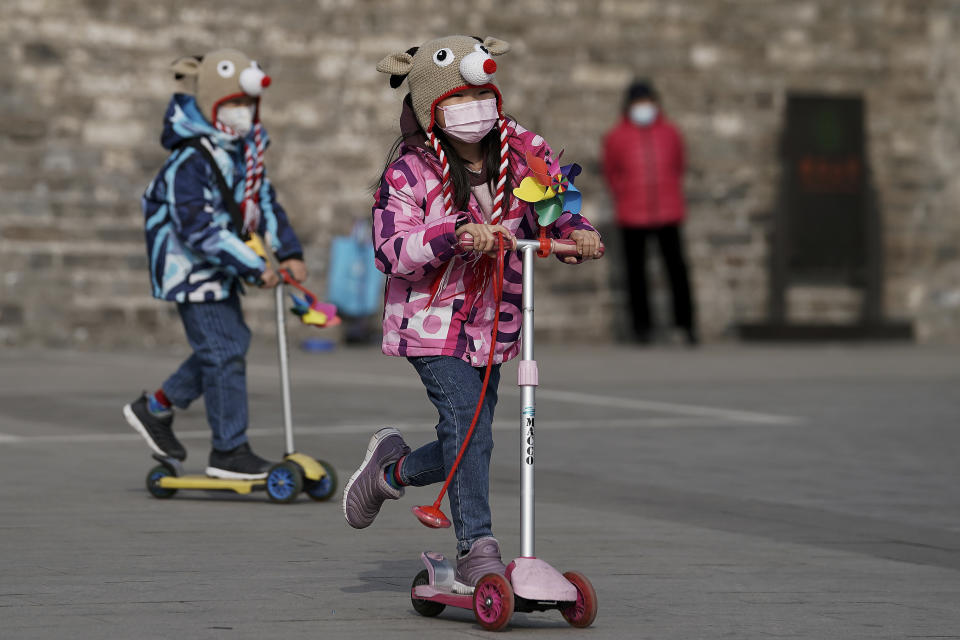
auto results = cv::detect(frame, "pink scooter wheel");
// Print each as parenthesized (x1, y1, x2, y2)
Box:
(560, 571, 598, 628)
(473, 573, 514, 631)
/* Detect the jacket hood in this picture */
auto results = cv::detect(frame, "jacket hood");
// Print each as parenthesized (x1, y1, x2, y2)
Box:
(160, 93, 268, 151)
(398, 94, 430, 154)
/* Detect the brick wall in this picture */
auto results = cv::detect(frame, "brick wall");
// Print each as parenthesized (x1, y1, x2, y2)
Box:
(2, 0, 959, 347)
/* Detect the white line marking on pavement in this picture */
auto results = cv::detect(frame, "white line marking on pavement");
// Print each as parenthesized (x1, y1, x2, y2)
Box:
(534, 389, 803, 425)
(267, 368, 803, 425)
(251, 365, 802, 425)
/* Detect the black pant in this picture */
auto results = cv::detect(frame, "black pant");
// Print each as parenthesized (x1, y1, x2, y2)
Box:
(621, 225, 694, 339)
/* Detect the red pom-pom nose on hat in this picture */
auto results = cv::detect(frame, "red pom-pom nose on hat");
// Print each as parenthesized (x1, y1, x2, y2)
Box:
(240, 66, 269, 96)
(461, 51, 499, 85)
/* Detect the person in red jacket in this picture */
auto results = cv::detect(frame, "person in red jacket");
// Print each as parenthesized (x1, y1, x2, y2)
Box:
(602, 79, 697, 345)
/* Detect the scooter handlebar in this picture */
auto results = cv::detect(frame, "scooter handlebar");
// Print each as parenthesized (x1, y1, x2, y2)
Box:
(544, 237, 606, 259)
(457, 234, 605, 258)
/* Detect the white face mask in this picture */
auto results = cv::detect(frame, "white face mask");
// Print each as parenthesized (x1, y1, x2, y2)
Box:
(439, 98, 499, 143)
(217, 105, 255, 137)
(629, 103, 658, 127)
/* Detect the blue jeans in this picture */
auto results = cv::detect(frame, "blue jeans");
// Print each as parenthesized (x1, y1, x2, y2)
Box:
(401, 355, 501, 554)
(161, 291, 251, 451)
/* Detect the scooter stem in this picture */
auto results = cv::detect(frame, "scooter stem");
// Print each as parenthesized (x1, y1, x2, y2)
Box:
(518, 244, 537, 558)
(275, 278, 296, 456)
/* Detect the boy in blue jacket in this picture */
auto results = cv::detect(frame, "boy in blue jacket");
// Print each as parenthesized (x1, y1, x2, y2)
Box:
(124, 49, 305, 479)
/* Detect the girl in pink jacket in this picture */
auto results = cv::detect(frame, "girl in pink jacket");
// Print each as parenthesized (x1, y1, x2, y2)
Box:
(342, 35, 602, 593)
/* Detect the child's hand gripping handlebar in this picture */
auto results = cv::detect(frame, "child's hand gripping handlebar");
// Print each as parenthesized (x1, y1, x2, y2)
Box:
(458, 233, 606, 259)
(244, 232, 279, 287)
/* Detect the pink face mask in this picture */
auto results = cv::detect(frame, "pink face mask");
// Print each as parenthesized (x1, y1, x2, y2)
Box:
(438, 98, 499, 143)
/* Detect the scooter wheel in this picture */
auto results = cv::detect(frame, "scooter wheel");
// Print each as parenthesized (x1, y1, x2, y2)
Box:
(410, 569, 445, 617)
(266, 462, 303, 503)
(473, 573, 514, 631)
(560, 571, 598, 628)
(145, 465, 176, 499)
(304, 459, 338, 502)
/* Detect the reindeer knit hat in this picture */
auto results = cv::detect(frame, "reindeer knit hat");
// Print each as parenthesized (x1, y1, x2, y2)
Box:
(170, 48, 271, 125)
(168, 49, 273, 233)
(377, 35, 512, 222)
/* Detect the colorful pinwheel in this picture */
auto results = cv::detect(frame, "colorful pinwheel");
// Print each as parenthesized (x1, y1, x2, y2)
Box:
(282, 271, 341, 328)
(512, 152, 582, 226)
(247, 233, 340, 328)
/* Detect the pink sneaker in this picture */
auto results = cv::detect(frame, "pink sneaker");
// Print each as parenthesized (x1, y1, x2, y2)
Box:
(453, 537, 507, 593)
(342, 428, 410, 529)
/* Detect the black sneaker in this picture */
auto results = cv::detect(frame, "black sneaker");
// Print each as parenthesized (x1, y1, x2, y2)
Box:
(206, 442, 273, 480)
(123, 394, 186, 461)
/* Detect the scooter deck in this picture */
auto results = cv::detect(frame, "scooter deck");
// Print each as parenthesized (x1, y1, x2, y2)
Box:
(149, 452, 332, 495)
(147, 452, 337, 501)
(156, 475, 264, 494)
(413, 551, 475, 609)
(284, 451, 328, 481)
(150, 454, 265, 494)
(412, 553, 580, 612)
(412, 585, 473, 609)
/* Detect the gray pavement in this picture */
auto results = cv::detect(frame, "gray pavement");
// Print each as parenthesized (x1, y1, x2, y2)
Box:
(1, 342, 959, 639)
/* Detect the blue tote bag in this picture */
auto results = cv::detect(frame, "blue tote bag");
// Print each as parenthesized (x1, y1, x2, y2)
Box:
(327, 221, 384, 317)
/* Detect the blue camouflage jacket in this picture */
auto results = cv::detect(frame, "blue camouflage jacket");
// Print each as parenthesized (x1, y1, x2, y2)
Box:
(142, 93, 303, 302)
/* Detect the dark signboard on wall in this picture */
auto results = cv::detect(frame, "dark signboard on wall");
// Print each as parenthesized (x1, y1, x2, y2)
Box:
(738, 92, 912, 340)
(782, 95, 867, 283)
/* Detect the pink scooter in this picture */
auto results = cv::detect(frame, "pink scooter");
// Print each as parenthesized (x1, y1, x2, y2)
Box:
(409, 236, 601, 631)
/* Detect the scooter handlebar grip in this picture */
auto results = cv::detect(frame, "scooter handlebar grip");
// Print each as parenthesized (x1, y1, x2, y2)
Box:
(549, 238, 606, 259)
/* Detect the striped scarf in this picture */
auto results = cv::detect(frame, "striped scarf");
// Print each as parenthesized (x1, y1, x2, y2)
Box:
(214, 119, 266, 234)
